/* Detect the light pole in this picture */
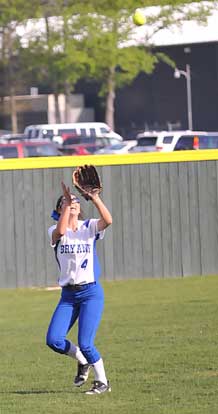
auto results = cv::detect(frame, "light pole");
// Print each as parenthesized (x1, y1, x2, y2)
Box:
(174, 64, 193, 130)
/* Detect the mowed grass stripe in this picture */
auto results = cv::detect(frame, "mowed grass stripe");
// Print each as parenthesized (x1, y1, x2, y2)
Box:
(0, 276, 218, 414)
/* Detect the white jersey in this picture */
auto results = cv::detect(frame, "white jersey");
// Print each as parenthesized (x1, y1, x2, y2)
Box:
(48, 219, 105, 287)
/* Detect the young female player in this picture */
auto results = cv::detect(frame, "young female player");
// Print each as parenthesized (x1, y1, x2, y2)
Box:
(46, 182, 112, 394)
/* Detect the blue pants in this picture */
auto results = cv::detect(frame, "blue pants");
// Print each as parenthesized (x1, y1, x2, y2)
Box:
(46, 282, 104, 364)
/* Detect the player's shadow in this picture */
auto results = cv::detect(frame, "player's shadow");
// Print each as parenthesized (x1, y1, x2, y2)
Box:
(0, 390, 81, 395)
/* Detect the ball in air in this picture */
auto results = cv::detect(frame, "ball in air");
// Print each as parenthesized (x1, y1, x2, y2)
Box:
(132, 10, 146, 26)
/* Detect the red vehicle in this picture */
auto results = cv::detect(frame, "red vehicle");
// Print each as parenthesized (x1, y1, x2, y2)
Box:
(58, 143, 104, 156)
(0, 140, 60, 158)
(61, 134, 122, 148)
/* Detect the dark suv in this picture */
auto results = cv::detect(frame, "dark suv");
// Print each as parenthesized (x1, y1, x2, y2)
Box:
(174, 133, 218, 151)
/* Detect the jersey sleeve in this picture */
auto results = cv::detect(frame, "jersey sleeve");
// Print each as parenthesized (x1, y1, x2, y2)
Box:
(88, 219, 105, 240)
(48, 224, 57, 247)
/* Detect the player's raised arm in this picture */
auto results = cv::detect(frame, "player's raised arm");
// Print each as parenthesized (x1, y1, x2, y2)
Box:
(72, 164, 112, 232)
(91, 194, 113, 232)
(52, 182, 72, 244)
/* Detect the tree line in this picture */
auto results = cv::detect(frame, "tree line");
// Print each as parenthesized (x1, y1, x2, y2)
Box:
(0, 0, 214, 132)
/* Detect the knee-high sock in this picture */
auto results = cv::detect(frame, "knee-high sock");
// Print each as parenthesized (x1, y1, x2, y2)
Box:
(92, 358, 107, 385)
(66, 341, 88, 365)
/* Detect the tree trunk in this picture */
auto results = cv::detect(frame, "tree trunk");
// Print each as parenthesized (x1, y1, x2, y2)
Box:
(54, 91, 61, 123)
(4, 26, 18, 133)
(44, 15, 61, 124)
(10, 88, 18, 133)
(105, 66, 116, 130)
(64, 82, 72, 122)
(8, 53, 18, 132)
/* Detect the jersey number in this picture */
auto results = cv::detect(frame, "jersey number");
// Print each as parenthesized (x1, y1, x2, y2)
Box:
(81, 259, 88, 269)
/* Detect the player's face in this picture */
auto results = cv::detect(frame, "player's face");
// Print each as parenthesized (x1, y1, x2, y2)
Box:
(69, 194, 80, 216)
(58, 194, 80, 216)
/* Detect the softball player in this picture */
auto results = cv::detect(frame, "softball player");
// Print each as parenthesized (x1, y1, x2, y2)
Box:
(46, 182, 112, 394)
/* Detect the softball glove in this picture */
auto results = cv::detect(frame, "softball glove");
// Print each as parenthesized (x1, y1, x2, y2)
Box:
(72, 165, 102, 201)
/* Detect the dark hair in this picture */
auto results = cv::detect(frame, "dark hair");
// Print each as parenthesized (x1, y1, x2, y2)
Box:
(56, 195, 63, 210)
(53, 194, 84, 220)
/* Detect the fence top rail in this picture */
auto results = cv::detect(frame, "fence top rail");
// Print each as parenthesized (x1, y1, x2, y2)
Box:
(0, 150, 218, 171)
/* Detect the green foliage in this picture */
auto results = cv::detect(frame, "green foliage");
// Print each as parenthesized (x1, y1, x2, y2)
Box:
(0, 0, 41, 26)
(0, 0, 216, 123)
(69, 0, 214, 101)
(116, 47, 157, 87)
(76, 11, 159, 97)
(1, 275, 218, 413)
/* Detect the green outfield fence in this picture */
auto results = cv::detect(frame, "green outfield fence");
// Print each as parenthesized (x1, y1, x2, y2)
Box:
(1, 150, 218, 288)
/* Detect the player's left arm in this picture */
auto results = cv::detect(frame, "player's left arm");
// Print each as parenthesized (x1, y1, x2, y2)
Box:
(91, 194, 112, 231)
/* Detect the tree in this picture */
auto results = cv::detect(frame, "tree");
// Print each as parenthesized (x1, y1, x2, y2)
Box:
(0, 0, 215, 130)
(77, 0, 215, 130)
(78, 11, 159, 129)
(20, 1, 96, 123)
(0, 0, 40, 132)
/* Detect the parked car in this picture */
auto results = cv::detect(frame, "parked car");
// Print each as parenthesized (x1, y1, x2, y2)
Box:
(172, 132, 218, 151)
(155, 130, 218, 152)
(0, 133, 27, 143)
(0, 129, 12, 137)
(95, 140, 137, 154)
(133, 131, 165, 152)
(24, 122, 123, 144)
(0, 140, 61, 158)
(131, 131, 161, 152)
(62, 135, 122, 147)
(58, 143, 103, 156)
(129, 136, 159, 153)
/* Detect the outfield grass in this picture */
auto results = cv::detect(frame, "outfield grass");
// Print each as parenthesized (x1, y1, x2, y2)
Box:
(1, 276, 218, 414)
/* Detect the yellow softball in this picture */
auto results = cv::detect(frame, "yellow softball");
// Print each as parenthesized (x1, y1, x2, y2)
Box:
(132, 10, 146, 26)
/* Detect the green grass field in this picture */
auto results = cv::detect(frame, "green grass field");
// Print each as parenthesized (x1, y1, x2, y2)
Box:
(1, 276, 218, 414)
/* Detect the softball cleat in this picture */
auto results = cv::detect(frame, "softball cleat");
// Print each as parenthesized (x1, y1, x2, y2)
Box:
(85, 380, 111, 395)
(74, 363, 91, 387)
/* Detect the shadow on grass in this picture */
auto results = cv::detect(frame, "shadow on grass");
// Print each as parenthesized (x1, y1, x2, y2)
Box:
(0, 390, 81, 395)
